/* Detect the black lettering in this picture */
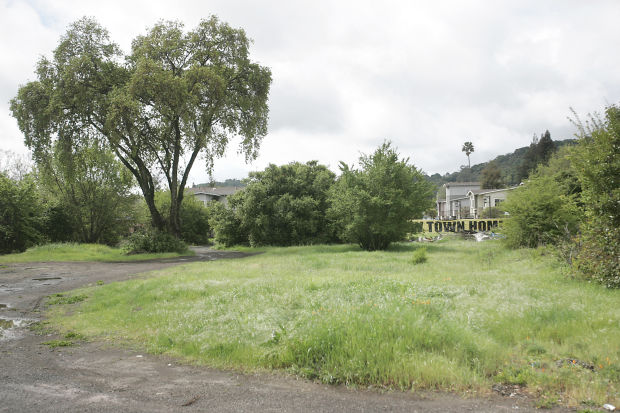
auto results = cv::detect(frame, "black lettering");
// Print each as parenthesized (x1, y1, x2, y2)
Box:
(479, 221, 487, 231)
(457, 221, 465, 232)
(468, 221, 477, 231)
(427, 222, 434, 232)
(434, 222, 442, 232)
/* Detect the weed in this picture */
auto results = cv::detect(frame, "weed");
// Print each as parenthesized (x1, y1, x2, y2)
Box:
(42, 340, 73, 348)
(47, 293, 88, 305)
(535, 394, 559, 409)
(410, 247, 427, 264)
(29, 321, 52, 335)
(96, 280, 104, 286)
(64, 331, 86, 340)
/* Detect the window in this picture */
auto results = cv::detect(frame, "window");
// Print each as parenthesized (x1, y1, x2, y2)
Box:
(494, 198, 504, 207)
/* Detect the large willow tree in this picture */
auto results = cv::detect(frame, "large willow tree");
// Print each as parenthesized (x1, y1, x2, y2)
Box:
(11, 17, 271, 236)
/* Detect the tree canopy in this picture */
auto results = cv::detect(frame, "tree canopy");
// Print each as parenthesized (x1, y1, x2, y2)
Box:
(462, 141, 474, 168)
(480, 161, 503, 189)
(328, 142, 434, 251)
(209, 161, 336, 247)
(11, 17, 271, 237)
(571, 105, 620, 287)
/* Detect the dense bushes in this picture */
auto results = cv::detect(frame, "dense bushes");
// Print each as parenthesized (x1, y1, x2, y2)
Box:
(122, 229, 188, 254)
(37, 139, 138, 245)
(503, 104, 619, 287)
(502, 147, 582, 249)
(207, 200, 246, 247)
(209, 161, 336, 247)
(152, 192, 211, 245)
(209, 145, 433, 250)
(571, 105, 620, 287)
(0, 174, 43, 253)
(327, 142, 434, 251)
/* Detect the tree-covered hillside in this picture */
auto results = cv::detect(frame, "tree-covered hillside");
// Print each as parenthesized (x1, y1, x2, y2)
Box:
(428, 138, 576, 186)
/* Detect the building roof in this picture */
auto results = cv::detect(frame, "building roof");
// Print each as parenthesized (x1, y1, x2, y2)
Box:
(466, 186, 518, 196)
(187, 186, 242, 197)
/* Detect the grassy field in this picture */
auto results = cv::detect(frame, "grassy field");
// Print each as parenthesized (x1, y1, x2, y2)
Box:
(0, 243, 193, 263)
(47, 237, 619, 407)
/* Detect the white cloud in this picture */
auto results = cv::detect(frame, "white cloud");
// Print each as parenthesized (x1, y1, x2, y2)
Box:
(2, 0, 620, 183)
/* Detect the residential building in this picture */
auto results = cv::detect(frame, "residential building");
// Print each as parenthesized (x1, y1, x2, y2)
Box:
(187, 185, 242, 207)
(436, 182, 480, 219)
(436, 182, 519, 219)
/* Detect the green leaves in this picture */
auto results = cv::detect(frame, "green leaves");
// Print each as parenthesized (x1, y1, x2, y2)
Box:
(11, 16, 271, 236)
(328, 141, 434, 251)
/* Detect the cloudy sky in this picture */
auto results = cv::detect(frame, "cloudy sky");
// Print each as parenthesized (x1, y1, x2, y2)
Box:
(1, 0, 619, 183)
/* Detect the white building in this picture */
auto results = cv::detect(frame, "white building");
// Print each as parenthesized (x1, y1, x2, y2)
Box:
(436, 182, 480, 219)
(437, 182, 519, 219)
(187, 185, 242, 207)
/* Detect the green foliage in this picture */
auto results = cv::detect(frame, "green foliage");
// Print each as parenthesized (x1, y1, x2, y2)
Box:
(0, 173, 44, 253)
(47, 293, 88, 305)
(42, 340, 74, 348)
(0, 242, 189, 263)
(207, 199, 247, 247)
(41, 203, 76, 243)
(410, 247, 427, 264)
(210, 162, 336, 247)
(122, 229, 188, 254)
(480, 161, 504, 189)
(152, 192, 210, 245)
(503, 147, 583, 249)
(478, 206, 506, 219)
(572, 105, 620, 287)
(11, 16, 271, 237)
(462, 141, 474, 168)
(435, 138, 575, 186)
(37, 139, 137, 245)
(518, 130, 557, 181)
(328, 142, 434, 251)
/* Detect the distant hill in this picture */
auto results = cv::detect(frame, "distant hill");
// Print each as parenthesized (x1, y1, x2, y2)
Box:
(427, 138, 577, 187)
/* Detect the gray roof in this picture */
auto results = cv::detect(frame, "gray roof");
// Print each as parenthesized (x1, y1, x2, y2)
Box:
(467, 186, 518, 196)
(188, 186, 242, 197)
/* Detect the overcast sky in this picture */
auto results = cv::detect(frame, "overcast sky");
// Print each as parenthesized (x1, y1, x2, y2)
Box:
(1, 0, 619, 183)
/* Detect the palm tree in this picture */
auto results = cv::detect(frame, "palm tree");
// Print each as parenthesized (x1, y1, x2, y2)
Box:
(462, 141, 474, 168)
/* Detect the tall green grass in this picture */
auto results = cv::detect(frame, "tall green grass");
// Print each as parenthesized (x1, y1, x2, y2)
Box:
(0, 242, 192, 263)
(48, 239, 620, 406)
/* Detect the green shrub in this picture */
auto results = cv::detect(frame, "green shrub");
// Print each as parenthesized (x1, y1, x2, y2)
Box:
(207, 200, 247, 247)
(240, 161, 336, 246)
(411, 247, 427, 264)
(122, 230, 187, 254)
(0, 173, 44, 253)
(327, 141, 434, 251)
(503, 147, 582, 249)
(152, 192, 211, 245)
(572, 104, 620, 287)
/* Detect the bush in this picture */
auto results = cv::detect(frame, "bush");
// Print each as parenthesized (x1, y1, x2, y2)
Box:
(151, 192, 211, 245)
(411, 247, 427, 264)
(479, 206, 506, 219)
(209, 161, 337, 247)
(327, 141, 434, 251)
(207, 200, 247, 247)
(122, 230, 187, 254)
(503, 147, 583, 249)
(571, 104, 620, 287)
(0, 173, 44, 253)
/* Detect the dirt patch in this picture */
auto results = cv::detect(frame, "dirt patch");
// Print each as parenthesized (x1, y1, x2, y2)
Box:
(0, 247, 570, 412)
